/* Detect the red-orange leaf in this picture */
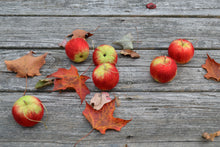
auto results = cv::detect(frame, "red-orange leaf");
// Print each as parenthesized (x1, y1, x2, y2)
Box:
(202, 54, 220, 81)
(4, 51, 47, 78)
(83, 98, 132, 134)
(47, 65, 90, 104)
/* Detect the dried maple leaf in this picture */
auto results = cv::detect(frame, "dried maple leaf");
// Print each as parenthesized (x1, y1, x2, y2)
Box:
(90, 92, 111, 110)
(67, 29, 93, 39)
(120, 49, 140, 58)
(202, 54, 220, 81)
(4, 51, 47, 78)
(83, 98, 132, 134)
(47, 65, 90, 104)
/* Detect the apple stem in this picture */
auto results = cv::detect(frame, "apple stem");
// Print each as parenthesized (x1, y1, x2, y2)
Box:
(74, 129, 94, 147)
(164, 56, 167, 63)
(181, 39, 184, 46)
(23, 100, 28, 105)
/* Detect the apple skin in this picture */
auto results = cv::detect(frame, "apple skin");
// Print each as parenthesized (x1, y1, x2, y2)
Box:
(168, 39, 194, 64)
(93, 44, 118, 66)
(12, 95, 44, 127)
(92, 63, 119, 90)
(150, 56, 177, 83)
(65, 38, 89, 63)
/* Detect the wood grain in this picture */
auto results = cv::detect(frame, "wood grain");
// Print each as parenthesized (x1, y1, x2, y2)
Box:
(1, 50, 219, 92)
(1, 0, 220, 16)
(1, 0, 220, 146)
(0, 17, 220, 48)
(1, 92, 220, 146)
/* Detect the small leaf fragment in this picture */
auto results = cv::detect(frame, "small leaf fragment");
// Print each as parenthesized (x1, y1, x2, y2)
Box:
(120, 49, 140, 58)
(113, 33, 133, 49)
(202, 130, 220, 141)
(202, 54, 220, 81)
(90, 92, 111, 110)
(35, 79, 54, 89)
(59, 39, 67, 48)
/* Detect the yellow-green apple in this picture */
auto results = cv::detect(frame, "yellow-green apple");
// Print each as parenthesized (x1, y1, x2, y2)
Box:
(150, 56, 177, 83)
(168, 39, 194, 64)
(12, 95, 44, 127)
(93, 44, 118, 66)
(92, 63, 119, 90)
(65, 38, 89, 63)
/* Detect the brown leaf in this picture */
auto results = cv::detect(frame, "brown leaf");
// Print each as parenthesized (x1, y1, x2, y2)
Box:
(67, 29, 93, 39)
(5, 51, 47, 78)
(120, 49, 140, 58)
(202, 54, 220, 81)
(90, 92, 111, 110)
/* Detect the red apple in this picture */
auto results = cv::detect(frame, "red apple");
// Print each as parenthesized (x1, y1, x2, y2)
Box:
(168, 39, 194, 64)
(65, 38, 89, 63)
(93, 44, 118, 66)
(92, 63, 119, 90)
(12, 95, 44, 127)
(150, 56, 177, 83)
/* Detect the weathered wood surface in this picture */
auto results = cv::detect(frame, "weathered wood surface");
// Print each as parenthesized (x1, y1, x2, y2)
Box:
(1, 92, 220, 147)
(1, 17, 220, 48)
(1, 0, 220, 16)
(0, 50, 219, 93)
(1, 0, 220, 147)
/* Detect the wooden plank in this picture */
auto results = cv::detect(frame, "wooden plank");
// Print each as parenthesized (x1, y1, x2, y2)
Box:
(1, 92, 220, 146)
(1, 49, 219, 69)
(0, 49, 219, 92)
(0, 0, 220, 16)
(1, 142, 220, 147)
(0, 17, 220, 48)
(0, 67, 217, 92)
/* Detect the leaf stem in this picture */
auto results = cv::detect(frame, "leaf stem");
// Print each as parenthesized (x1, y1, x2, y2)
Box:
(81, 63, 93, 76)
(74, 129, 94, 147)
(23, 75, 28, 96)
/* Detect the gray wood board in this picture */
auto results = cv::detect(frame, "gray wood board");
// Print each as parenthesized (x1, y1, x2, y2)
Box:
(1, 92, 220, 146)
(0, 49, 219, 92)
(0, 17, 219, 48)
(1, 0, 220, 16)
